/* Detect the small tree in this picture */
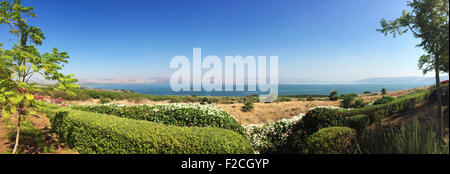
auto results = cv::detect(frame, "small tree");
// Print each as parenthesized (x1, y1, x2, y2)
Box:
(329, 91, 338, 101)
(381, 88, 387, 95)
(0, 0, 78, 154)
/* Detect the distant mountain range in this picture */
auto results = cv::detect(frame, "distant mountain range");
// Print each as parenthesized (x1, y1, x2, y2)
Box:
(35, 76, 449, 85)
(351, 76, 449, 84)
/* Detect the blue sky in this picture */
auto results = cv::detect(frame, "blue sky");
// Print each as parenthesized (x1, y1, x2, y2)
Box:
(0, 0, 439, 83)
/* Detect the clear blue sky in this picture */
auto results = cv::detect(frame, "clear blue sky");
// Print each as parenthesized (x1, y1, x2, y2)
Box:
(0, 0, 438, 82)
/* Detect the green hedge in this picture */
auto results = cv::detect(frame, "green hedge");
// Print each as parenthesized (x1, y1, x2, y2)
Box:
(344, 114, 370, 133)
(286, 108, 346, 153)
(344, 89, 430, 119)
(306, 127, 356, 154)
(72, 103, 246, 136)
(49, 108, 254, 154)
(285, 89, 431, 153)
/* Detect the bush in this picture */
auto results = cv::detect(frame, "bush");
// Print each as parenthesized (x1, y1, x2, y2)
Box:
(245, 115, 303, 154)
(373, 95, 396, 105)
(306, 96, 314, 101)
(73, 103, 246, 136)
(50, 108, 254, 154)
(358, 118, 448, 154)
(241, 98, 254, 112)
(329, 91, 338, 101)
(352, 98, 366, 108)
(340, 93, 359, 108)
(306, 127, 356, 154)
(429, 84, 449, 106)
(345, 114, 370, 133)
(276, 97, 292, 102)
(286, 108, 346, 153)
(381, 88, 387, 95)
(99, 97, 112, 104)
(200, 97, 212, 105)
(363, 91, 371, 94)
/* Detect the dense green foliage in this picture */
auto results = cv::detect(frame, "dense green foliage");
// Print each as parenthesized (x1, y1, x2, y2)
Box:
(373, 95, 396, 105)
(200, 97, 212, 105)
(381, 88, 387, 95)
(286, 108, 346, 153)
(49, 107, 254, 154)
(340, 93, 365, 108)
(358, 118, 448, 154)
(73, 103, 246, 136)
(329, 91, 338, 101)
(306, 127, 356, 154)
(241, 97, 254, 112)
(283, 89, 431, 154)
(344, 114, 370, 133)
(345, 89, 430, 120)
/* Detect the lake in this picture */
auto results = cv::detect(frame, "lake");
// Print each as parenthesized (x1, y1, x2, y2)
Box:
(82, 83, 432, 96)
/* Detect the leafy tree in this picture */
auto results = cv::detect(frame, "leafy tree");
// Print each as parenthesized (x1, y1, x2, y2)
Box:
(377, 0, 449, 139)
(381, 88, 387, 95)
(0, 0, 78, 154)
(329, 90, 338, 101)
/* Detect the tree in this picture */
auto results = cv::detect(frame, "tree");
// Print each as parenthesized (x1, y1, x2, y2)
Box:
(329, 90, 338, 101)
(381, 88, 387, 95)
(0, 0, 78, 154)
(377, 0, 449, 139)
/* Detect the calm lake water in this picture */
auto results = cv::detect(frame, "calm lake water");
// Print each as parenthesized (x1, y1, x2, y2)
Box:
(82, 83, 432, 97)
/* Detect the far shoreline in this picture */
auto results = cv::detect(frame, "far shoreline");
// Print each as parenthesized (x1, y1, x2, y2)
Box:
(77, 83, 433, 97)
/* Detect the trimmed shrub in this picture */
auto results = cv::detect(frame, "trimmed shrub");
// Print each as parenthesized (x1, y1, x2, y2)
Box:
(306, 127, 356, 154)
(73, 103, 246, 136)
(345, 114, 370, 133)
(286, 108, 346, 153)
(50, 108, 254, 154)
(343, 89, 431, 119)
(373, 95, 396, 105)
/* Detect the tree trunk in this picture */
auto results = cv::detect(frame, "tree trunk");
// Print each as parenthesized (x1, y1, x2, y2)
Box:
(11, 111, 21, 154)
(434, 54, 443, 140)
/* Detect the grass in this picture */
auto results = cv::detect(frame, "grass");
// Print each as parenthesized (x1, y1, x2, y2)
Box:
(4, 118, 56, 154)
(357, 117, 449, 154)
